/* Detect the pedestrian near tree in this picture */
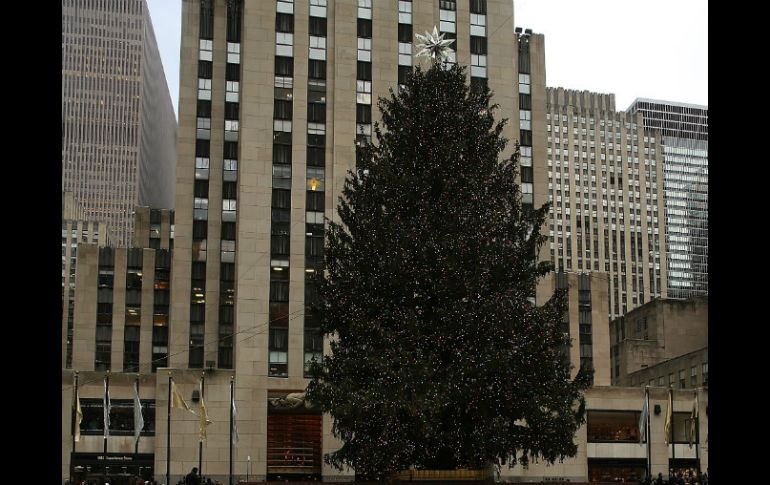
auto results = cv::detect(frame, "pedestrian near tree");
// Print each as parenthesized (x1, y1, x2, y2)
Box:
(184, 467, 201, 485)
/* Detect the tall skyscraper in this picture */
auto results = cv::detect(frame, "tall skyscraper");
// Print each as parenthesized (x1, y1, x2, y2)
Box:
(627, 99, 708, 300)
(62, 0, 177, 246)
(545, 88, 667, 319)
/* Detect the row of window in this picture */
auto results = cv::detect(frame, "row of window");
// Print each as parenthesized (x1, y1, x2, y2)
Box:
(269, 2, 327, 379)
(270, 0, 294, 375)
(517, 36, 533, 207)
(77, 399, 156, 436)
(356, 0, 374, 151)
(547, 112, 639, 130)
(191, 1, 244, 369)
(91, 249, 171, 373)
(587, 410, 698, 444)
(644, 363, 708, 389)
(218, 23, 238, 365)
(304, 4, 326, 379)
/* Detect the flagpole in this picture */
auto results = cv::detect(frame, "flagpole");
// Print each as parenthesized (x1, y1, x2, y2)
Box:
(135, 376, 140, 455)
(199, 371, 205, 480)
(104, 371, 110, 485)
(694, 389, 701, 476)
(229, 376, 234, 485)
(71, 371, 78, 485)
(645, 386, 651, 481)
(167, 373, 172, 485)
(670, 387, 675, 478)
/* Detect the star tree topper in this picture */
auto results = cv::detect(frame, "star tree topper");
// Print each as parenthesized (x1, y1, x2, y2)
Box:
(415, 26, 455, 62)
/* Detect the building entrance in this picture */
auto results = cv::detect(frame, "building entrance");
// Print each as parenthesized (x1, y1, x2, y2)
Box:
(266, 392, 322, 482)
(71, 452, 154, 485)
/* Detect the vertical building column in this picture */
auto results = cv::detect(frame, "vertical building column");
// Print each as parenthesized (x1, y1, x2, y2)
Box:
(200, 0, 229, 369)
(372, 0, 397, 106)
(330, 0, 356, 226)
(411, 0, 437, 51)
(590, 272, 611, 386)
(169, 0, 202, 368)
(161, 210, 172, 250)
(140, 249, 156, 374)
(486, 0, 516, 156)
(111, 248, 128, 371)
(458, 2, 472, 68)
(289, 0, 310, 382)
(237, 0, 277, 479)
(323, 0, 356, 475)
(655, 144, 668, 298)
(73, 244, 99, 371)
(566, 273, 581, 380)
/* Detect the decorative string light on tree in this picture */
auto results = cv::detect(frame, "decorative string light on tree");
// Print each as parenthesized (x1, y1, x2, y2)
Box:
(305, 53, 590, 481)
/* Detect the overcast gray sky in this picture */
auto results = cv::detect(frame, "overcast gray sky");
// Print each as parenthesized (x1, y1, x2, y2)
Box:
(146, 0, 707, 119)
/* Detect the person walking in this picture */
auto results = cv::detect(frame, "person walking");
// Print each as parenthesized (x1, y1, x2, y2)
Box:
(184, 467, 201, 485)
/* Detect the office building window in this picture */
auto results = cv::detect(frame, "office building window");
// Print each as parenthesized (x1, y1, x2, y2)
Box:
(277, 0, 293, 14)
(227, 42, 240, 64)
(357, 0, 371, 19)
(269, 327, 289, 377)
(440, 8, 456, 34)
(276, 32, 294, 57)
(276, 12, 293, 33)
(222, 199, 237, 222)
(356, 80, 372, 105)
(123, 325, 140, 373)
(398, 42, 412, 66)
(399, 1, 412, 23)
(470, 13, 486, 37)
(470, 36, 487, 55)
(224, 120, 239, 142)
(520, 110, 532, 130)
(469, 0, 486, 14)
(309, 35, 326, 60)
(198, 79, 212, 100)
(309, 16, 327, 37)
(275, 56, 294, 87)
(587, 411, 642, 442)
(439, 1, 456, 11)
(195, 157, 210, 180)
(199, 39, 213, 61)
(77, 399, 156, 436)
(194, 197, 209, 221)
(357, 37, 371, 62)
(226, 81, 239, 103)
(310, 0, 327, 18)
(224, 158, 238, 182)
(519, 73, 531, 95)
(304, 329, 323, 377)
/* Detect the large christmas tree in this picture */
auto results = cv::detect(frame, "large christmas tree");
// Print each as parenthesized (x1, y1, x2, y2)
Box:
(305, 56, 589, 480)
